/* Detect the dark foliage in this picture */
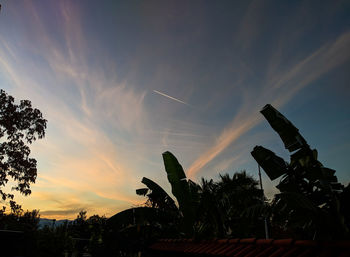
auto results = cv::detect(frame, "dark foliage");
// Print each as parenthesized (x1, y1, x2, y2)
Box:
(0, 208, 40, 256)
(136, 165, 265, 240)
(0, 208, 108, 257)
(0, 89, 47, 207)
(252, 104, 349, 240)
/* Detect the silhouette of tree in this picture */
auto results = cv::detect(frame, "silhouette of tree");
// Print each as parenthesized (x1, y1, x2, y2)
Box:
(194, 178, 224, 237)
(136, 152, 265, 239)
(252, 104, 348, 240)
(0, 208, 40, 256)
(136, 177, 177, 211)
(0, 89, 47, 208)
(194, 172, 264, 238)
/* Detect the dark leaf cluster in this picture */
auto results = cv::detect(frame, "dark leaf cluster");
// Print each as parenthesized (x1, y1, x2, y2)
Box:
(0, 89, 47, 205)
(251, 104, 349, 240)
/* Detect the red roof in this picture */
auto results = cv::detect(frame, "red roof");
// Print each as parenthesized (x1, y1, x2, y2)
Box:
(148, 238, 350, 257)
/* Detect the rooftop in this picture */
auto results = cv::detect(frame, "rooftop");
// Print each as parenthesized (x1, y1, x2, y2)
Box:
(147, 238, 350, 257)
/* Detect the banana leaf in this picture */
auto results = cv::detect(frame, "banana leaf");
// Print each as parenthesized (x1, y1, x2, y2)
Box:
(140, 177, 177, 210)
(136, 188, 148, 196)
(251, 146, 287, 180)
(162, 151, 195, 234)
(260, 104, 308, 152)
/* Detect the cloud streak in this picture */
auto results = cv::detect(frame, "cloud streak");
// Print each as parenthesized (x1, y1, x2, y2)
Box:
(0, 1, 150, 218)
(187, 31, 350, 179)
(153, 90, 191, 106)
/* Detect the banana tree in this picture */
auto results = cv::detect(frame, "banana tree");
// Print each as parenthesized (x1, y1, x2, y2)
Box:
(137, 152, 268, 238)
(162, 151, 197, 235)
(136, 152, 198, 236)
(136, 177, 177, 211)
(251, 104, 348, 239)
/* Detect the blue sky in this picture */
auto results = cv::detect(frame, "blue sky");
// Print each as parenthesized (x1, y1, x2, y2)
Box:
(0, 0, 349, 219)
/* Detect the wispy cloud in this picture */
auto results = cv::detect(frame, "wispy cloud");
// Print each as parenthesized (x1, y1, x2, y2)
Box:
(187, 31, 350, 179)
(0, 1, 149, 218)
(187, 114, 261, 178)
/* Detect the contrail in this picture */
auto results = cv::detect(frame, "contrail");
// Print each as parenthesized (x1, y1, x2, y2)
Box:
(153, 90, 190, 106)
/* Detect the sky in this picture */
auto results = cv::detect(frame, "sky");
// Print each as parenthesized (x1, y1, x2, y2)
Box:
(0, 0, 349, 219)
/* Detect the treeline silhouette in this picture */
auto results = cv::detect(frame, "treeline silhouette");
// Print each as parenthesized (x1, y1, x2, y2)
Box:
(0, 208, 107, 256)
(1, 164, 349, 256)
(0, 170, 278, 256)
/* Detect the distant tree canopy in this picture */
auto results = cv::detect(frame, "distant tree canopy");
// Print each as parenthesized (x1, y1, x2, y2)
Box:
(0, 89, 47, 210)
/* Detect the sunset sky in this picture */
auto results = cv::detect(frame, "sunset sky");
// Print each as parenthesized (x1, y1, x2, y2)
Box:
(0, 0, 349, 219)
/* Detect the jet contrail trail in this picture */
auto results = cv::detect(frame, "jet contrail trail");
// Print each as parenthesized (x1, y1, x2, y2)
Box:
(153, 90, 190, 106)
